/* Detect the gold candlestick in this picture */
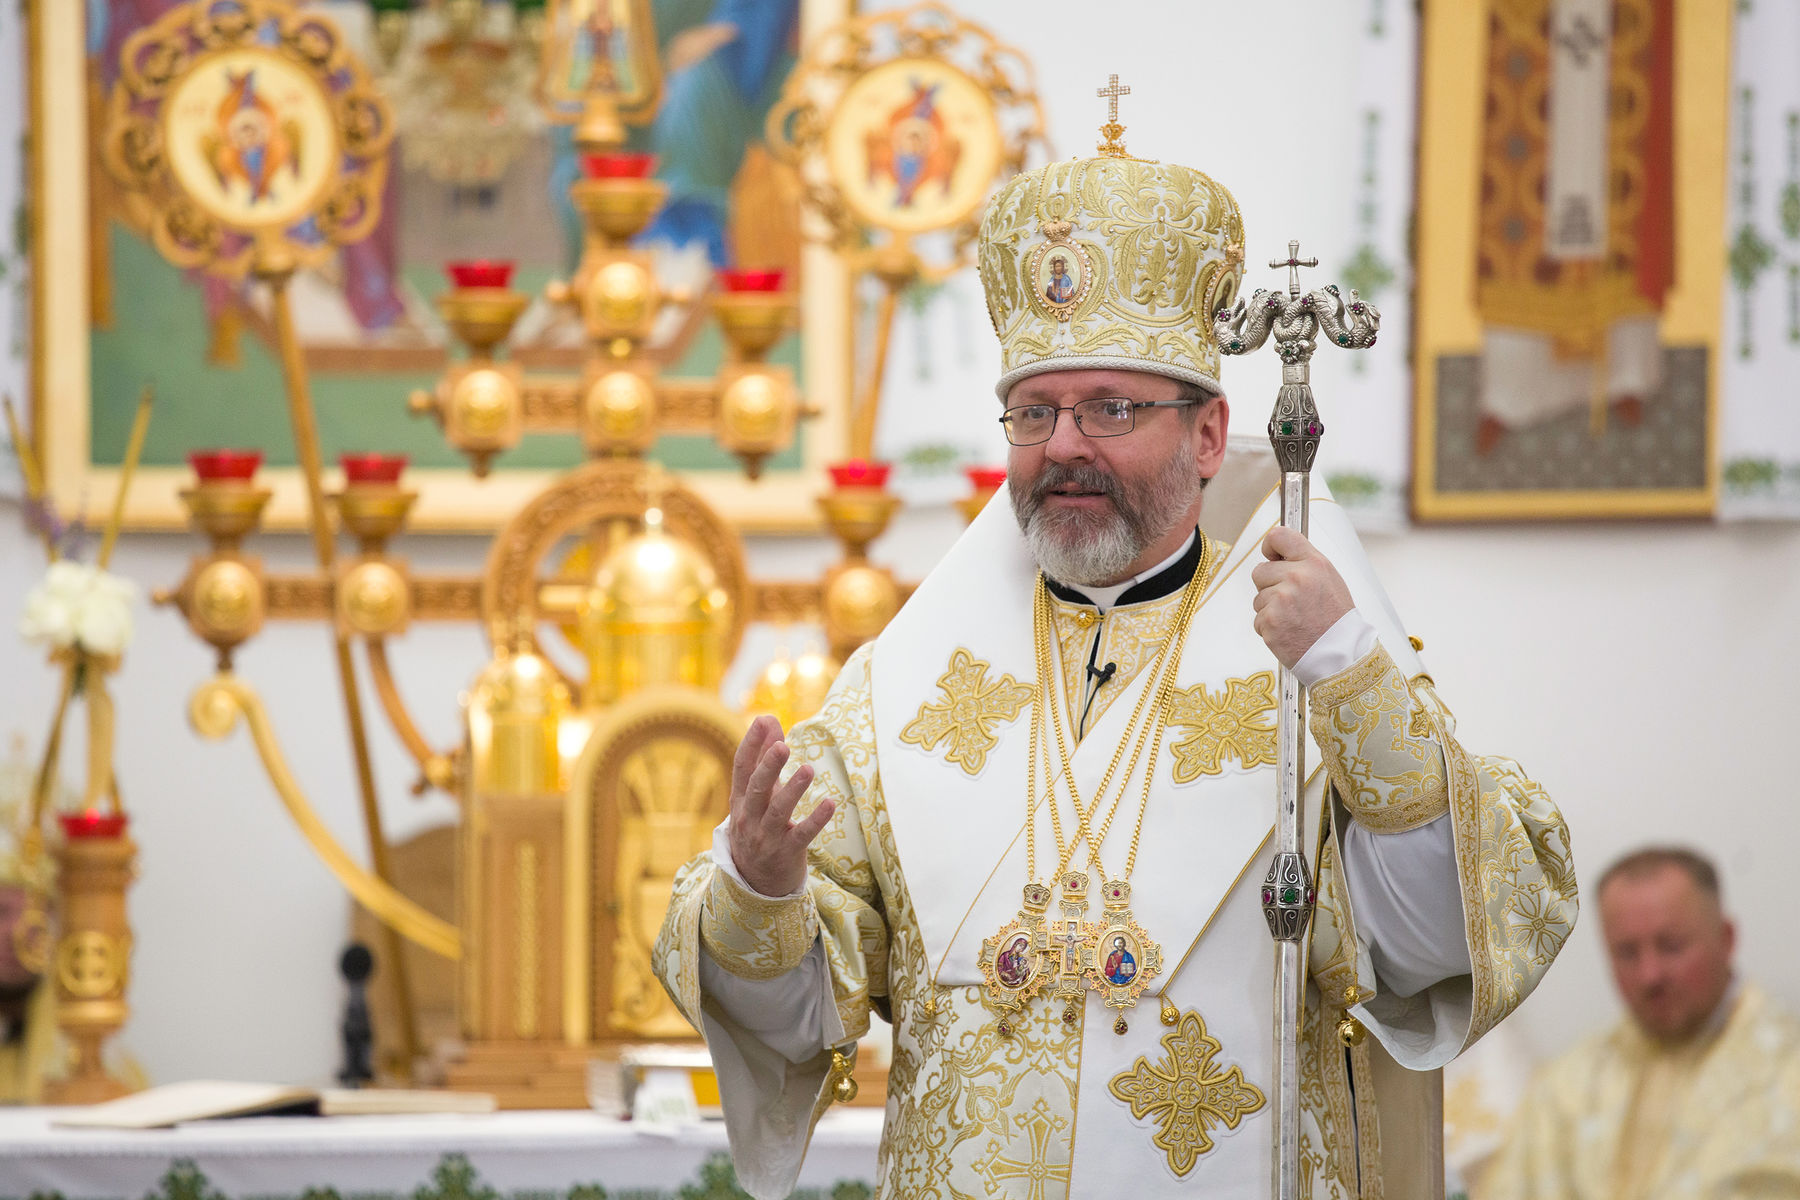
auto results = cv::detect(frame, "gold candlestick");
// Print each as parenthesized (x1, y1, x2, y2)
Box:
(44, 822, 136, 1105)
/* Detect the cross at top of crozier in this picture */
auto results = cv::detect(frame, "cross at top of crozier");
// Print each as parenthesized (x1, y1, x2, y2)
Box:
(1270, 239, 1320, 297)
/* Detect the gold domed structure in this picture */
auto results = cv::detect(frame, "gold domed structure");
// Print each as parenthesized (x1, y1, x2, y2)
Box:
(578, 509, 732, 706)
(467, 630, 571, 797)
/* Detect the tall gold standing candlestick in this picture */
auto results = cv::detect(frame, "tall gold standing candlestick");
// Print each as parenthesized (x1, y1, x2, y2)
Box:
(43, 816, 136, 1104)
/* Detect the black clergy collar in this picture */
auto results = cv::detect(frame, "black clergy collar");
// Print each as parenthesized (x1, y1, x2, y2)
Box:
(1043, 527, 1205, 610)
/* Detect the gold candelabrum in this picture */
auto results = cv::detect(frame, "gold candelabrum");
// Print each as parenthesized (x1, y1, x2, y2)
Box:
(154, 113, 932, 1112)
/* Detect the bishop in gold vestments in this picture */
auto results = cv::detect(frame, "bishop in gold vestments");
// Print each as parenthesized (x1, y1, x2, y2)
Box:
(654, 114, 1578, 1199)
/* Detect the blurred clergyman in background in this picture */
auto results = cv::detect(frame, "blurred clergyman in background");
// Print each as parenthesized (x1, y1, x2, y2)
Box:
(1483, 846, 1800, 1199)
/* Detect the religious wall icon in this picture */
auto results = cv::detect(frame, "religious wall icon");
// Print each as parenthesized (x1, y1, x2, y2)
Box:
(1410, 0, 1725, 519)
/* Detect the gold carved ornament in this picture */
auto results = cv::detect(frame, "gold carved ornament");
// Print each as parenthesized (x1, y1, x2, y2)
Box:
(56, 932, 132, 1000)
(897, 649, 1033, 777)
(763, 4, 1043, 265)
(480, 460, 749, 692)
(762, 3, 1047, 457)
(1165, 671, 1279, 782)
(565, 686, 744, 1042)
(101, 0, 394, 278)
(1108, 1009, 1267, 1177)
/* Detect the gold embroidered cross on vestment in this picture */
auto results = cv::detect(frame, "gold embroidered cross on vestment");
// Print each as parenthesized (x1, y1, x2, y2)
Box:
(1166, 671, 1279, 782)
(899, 648, 1033, 775)
(1108, 1008, 1267, 1176)
(979, 1096, 1072, 1200)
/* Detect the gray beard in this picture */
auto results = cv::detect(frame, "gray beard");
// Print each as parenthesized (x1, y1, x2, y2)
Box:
(1009, 447, 1203, 587)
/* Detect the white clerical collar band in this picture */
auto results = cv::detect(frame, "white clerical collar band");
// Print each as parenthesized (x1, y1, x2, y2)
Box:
(1043, 528, 1202, 612)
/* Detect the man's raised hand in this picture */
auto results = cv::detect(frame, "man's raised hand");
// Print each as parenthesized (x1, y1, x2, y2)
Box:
(726, 714, 835, 898)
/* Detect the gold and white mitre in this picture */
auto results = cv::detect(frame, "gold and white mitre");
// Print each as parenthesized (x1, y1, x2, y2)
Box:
(977, 122, 1246, 398)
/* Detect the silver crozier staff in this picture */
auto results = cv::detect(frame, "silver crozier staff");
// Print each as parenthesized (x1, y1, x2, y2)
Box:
(1215, 240, 1380, 1200)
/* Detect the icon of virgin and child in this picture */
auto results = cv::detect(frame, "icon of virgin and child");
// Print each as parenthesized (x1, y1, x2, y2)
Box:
(995, 934, 1035, 989)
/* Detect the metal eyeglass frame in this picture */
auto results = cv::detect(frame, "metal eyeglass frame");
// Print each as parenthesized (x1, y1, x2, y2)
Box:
(996, 398, 1202, 446)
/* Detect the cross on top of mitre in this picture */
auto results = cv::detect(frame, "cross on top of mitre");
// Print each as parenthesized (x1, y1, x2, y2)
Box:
(1097, 73, 1131, 157)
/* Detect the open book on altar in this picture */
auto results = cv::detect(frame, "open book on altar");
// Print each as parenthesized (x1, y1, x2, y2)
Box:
(52, 1080, 498, 1128)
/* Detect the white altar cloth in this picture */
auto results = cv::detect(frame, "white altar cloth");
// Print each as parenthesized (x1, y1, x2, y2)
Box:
(0, 1107, 883, 1198)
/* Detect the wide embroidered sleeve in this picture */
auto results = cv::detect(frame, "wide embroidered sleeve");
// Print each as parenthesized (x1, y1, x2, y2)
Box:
(1306, 640, 1578, 1070)
(651, 643, 890, 1200)
(1308, 641, 1451, 834)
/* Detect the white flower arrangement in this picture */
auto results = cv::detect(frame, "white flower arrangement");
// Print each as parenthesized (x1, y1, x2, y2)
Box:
(19, 561, 139, 658)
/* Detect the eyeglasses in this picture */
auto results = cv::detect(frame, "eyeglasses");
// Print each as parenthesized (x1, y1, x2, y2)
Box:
(996, 397, 1201, 446)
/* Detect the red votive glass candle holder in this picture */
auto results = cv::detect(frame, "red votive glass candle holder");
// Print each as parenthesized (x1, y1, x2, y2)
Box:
(966, 465, 1007, 491)
(59, 810, 129, 840)
(828, 459, 892, 490)
(189, 449, 263, 482)
(445, 260, 515, 290)
(581, 153, 657, 180)
(717, 268, 786, 293)
(341, 453, 408, 485)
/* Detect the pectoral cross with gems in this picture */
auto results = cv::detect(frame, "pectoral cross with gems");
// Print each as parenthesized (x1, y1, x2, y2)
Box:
(1049, 872, 1092, 1025)
(1096, 73, 1131, 157)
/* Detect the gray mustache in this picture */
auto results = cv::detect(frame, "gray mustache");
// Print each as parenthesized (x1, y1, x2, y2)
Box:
(1027, 463, 1123, 507)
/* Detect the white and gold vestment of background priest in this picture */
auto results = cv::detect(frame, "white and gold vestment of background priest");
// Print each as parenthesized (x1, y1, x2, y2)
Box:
(1482, 981, 1800, 1200)
(654, 470, 1576, 1199)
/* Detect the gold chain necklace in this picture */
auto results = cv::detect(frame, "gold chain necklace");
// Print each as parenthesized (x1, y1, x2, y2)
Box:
(977, 535, 1215, 1036)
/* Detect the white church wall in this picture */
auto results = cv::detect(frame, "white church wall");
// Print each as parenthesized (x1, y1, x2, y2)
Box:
(0, 0, 1793, 1090)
